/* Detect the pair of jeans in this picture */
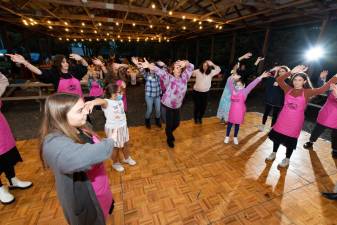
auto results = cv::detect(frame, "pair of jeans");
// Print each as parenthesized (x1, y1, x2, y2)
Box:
(226, 122, 240, 137)
(165, 106, 180, 142)
(145, 95, 161, 119)
(193, 90, 208, 121)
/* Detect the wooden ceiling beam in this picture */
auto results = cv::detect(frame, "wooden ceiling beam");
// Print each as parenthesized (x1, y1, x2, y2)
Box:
(33, 0, 225, 23)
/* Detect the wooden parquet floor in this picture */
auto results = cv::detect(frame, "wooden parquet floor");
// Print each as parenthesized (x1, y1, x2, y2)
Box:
(1, 112, 337, 225)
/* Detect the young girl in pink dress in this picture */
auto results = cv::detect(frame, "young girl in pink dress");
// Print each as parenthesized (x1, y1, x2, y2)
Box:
(0, 73, 32, 205)
(224, 72, 270, 145)
(266, 65, 337, 168)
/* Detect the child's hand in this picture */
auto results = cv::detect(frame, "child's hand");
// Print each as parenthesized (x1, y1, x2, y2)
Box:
(291, 65, 308, 74)
(84, 101, 96, 113)
(260, 71, 271, 78)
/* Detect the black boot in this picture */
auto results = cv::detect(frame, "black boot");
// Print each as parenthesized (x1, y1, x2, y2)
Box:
(321, 192, 337, 200)
(155, 118, 162, 128)
(303, 141, 313, 149)
(145, 118, 151, 129)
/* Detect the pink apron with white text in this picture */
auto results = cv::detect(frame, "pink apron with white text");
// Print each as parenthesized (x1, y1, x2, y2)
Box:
(89, 80, 104, 97)
(57, 76, 83, 97)
(273, 90, 307, 138)
(228, 91, 246, 124)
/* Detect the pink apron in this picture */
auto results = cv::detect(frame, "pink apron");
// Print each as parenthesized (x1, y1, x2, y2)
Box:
(228, 91, 246, 124)
(57, 76, 83, 97)
(317, 93, 337, 129)
(273, 89, 307, 138)
(0, 101, 16, 155)
(89, 80, 104, 97)
(86, 135, 113, 218)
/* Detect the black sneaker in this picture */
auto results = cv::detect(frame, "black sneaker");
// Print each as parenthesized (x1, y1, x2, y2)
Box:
(303, 142, 313, 149)
(321, 192, 337, 200)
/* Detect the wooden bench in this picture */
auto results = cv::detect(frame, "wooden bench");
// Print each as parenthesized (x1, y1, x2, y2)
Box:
(1, 81, 89, 111)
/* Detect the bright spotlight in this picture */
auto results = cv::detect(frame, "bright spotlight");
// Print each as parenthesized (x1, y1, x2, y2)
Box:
(305, 46, 324, 61)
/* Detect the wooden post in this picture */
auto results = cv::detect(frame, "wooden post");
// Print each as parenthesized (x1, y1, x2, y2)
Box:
(211, 36, 214, 60)
(195, 39, 199, 65)
(229, 32, 237, 65)
(258, 27, 270, 74)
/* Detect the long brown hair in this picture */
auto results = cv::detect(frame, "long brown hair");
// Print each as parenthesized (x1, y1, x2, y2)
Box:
(39, 93, 92, 165)
(52, 54, 66, 72)
(291, 73, 313, 89)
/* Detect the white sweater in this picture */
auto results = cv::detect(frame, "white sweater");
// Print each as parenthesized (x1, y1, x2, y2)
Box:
(193, 66, 221, 92)
(0, 72, 9, 97)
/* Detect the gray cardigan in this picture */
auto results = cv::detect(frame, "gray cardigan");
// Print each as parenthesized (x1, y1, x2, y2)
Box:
(43, 133, 114, 225)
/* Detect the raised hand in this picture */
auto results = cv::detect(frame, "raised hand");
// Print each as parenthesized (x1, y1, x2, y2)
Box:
(260, 71, 271, 79)
(69, 53, 83, 61)
(291, 65, 308, 74)
(131, 57, 138, 65)
(6, 54, 27, 64)
(84, 101, 95, 113)
(319, 70, 328, 80)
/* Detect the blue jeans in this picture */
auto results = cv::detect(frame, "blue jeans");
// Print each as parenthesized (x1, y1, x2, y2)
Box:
(145, 95, 161, 119)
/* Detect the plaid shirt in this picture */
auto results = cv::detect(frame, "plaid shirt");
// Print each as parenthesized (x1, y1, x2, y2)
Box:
(142, 70, 161, 97)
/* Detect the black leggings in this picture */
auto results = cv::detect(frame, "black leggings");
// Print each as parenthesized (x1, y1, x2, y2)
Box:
(309, 123, 337, 150)
(165, 106, 180, 142)
(272, 141, 294, 158)
(0, 166, 16, 187)
(262, 104, 281, 126)
(193, 90, 208, 121)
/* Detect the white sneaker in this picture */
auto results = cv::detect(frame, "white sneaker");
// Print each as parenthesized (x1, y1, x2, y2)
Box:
(123, 157, 137, 166)
(278, 158, 290, 168)
(224, 136, 230, 144)
(265, 152, 276, 161)
(10, 177, 32, 189)
(0, 186, 15, 204)
(112, 163, 125, 172)
(233, 137, 239, 145)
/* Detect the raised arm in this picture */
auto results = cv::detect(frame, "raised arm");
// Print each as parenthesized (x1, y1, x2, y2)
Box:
(306, 74, 337, 98)
(92, 58, 108, 74)
(207, 60, 221, 77)
(6, 54, 42, 75)
(43, 135, 114, 174)
(243, 71, 269, 96)
(276, 66, 294, 92)
(69, 54, 88, 67)
(181, 61, 194, 80)
(84, 98, 109, 112)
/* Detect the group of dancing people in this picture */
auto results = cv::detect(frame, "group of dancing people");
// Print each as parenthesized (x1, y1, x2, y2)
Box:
(0, 51, 336, 225)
